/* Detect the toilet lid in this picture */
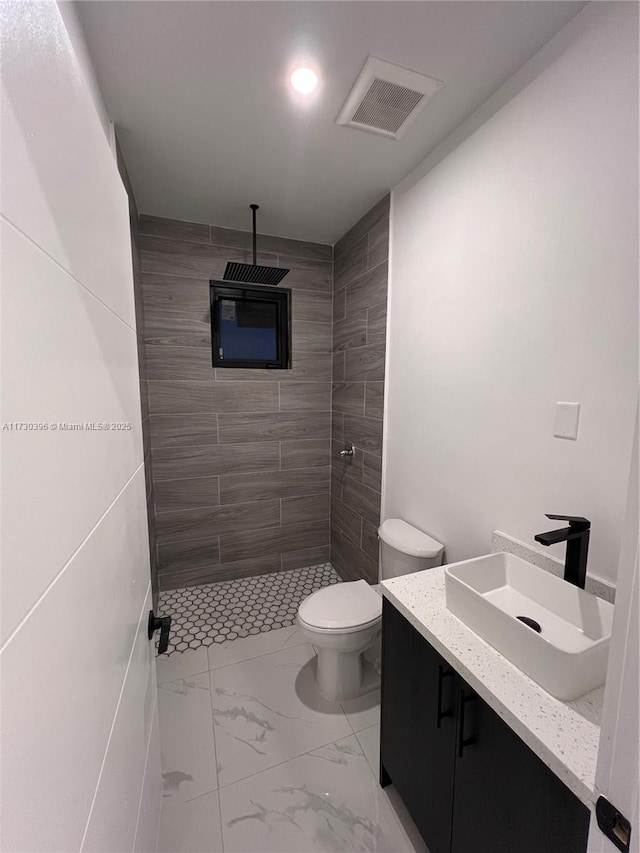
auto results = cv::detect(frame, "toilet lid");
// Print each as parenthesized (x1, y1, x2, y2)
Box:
(298, 580, 382, 631)
(378, 518, 443, 558)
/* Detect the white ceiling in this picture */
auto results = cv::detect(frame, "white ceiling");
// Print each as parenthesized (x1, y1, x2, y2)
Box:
(78, 1, 584, 244)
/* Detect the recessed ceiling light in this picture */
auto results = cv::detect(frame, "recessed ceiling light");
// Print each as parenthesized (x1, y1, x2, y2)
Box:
(290, 67, 318, 95)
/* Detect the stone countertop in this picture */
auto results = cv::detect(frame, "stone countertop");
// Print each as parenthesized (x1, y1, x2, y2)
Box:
(381, 567, 603, 808)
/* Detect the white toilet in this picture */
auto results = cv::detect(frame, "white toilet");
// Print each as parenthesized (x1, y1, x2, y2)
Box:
(297, 518, 444, 702)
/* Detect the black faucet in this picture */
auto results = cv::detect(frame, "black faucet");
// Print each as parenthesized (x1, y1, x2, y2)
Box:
(534, 514, 591, 589)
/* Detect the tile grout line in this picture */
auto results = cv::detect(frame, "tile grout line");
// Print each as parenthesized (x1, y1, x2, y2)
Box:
(0, 462, 146, 655)
(214, 726, 372, 792)
(1, 213, 139, 337)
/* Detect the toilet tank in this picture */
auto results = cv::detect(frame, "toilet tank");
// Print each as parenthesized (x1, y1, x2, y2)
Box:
(378, 518, 443, 580)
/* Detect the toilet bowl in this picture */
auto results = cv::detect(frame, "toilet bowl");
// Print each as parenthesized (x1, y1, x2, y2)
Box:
(297, 518, 444, 702)
(297, 580, 382, 702)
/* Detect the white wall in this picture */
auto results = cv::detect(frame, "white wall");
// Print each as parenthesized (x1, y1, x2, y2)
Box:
(0, 2, 161, 850)
(384, 1, 638, 585)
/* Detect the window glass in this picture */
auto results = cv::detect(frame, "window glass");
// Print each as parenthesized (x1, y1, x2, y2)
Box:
(219, 298, 278, 361)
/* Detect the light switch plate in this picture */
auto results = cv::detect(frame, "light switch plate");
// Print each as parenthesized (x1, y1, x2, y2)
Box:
(554, 402, 580, 440)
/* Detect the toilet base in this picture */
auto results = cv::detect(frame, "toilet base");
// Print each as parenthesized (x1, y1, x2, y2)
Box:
(314, 646, 380, 703)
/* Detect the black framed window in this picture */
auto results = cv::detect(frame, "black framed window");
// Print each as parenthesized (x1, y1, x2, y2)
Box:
(210, 281, 291, 369)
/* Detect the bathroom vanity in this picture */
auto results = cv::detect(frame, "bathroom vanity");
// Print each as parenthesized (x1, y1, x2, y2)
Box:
(380, 568, 599, 853)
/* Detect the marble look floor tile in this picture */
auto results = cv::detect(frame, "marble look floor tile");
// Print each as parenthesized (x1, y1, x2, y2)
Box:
(156, 646, 209, 686)
(208, 624, 306, 671)
(211, 643, 352, 787)
(158, 673, 217, 805)
(219, 735, 418, 852)
(158, 791, 223, 853)
(341, 688, 381, 733)
(356, 724, 380, 776)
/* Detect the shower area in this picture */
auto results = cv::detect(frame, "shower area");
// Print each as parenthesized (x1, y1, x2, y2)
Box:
(124, 158, 391, 654)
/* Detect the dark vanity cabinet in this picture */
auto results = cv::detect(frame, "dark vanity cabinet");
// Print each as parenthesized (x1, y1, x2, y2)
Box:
(380, 599, 590, 853)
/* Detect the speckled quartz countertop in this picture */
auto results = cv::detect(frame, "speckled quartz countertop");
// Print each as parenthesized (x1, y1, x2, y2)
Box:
(381, 567, 603, 808)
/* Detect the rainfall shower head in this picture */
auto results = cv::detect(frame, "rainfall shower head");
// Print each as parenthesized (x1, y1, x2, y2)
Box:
(223, 204, 289, 286)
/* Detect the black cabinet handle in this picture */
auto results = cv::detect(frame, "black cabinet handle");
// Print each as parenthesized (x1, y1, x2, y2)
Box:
(436, 665, 454, 727)
(457, 689, 477, 758)
(148, 610, 172, 655)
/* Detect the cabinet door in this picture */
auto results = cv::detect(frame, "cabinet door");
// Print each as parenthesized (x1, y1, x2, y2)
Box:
(380, 600, 457, 853)
(451, 680, 590, 853)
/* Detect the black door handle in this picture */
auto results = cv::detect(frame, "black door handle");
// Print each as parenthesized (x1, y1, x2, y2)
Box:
(436, 664, 455, 727)
(457, 688, 477, 758)
(148, 610, 172, 655)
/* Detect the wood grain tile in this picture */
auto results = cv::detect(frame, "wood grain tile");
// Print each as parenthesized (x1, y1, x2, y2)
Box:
(149, 379, 279, 414)
(342, 477, 381, 527)
(345, 344, 385, 382)
(142, 277, 210, 347)
(154, 476, 219, 513)
(281, 545, 331, 571)
(145, 345, 213, 381)
(343, 414, 383, 453)
(293, 321, 332, 353)
(254, 236, 331, 262)
(140, 250, 226, 282)
(332, 382, 365, 416)
(334, 235, 367, 290)
(209, 381, 279, 412)
(280, 272, 332, 295)
(330, 523, 377, 584)
(332, 351, 345, 382)
(274, 253, 333, 274)
(361, 519, 380, 560)
(279, 382, 331, 411)
(156, 499, 280, 544)
(331, 496, 361, 545)
(210, 226, 332, 262)
(149, 414, 219, 449)
(157, 535, 220, 573)
(334, 195, 390, 260)
(292, 290, 332, 323)
(280, 439, 330, 470)
(364, 382, 384, 419)
(331, 411, 344, 444)
(345, 261, 388, 315)
(366, 302, 387, 346)
(215, 352, 331, 382)
(148, 380, 216, 414)
(158, 553, 283, 589)
(209, 225, 252, 251)
(219, 467, 330, 505)
(362, 451, 382, 492)
(367, 215, 390, 269)
(140, 235, 277, 279)
(333, 287, 346, 323)
(331, 469, 343, 501)
(220, 520, 330, 563)
(218, 411, 330, 444)
(152, 442, 279, 480)
(333, 314, 367, 351)
(139, 215, 210, 244)
(281, 493, 330, 526)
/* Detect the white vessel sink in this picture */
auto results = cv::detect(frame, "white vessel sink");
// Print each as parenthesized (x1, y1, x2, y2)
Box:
(444, 552, 614, 700)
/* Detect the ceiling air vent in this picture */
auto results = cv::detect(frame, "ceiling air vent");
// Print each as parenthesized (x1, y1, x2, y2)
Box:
(336, 57, 443, 141)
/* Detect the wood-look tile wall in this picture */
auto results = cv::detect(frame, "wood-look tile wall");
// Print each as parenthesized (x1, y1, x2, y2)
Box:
(138, 215, 333, 590)
(116, 141, 159, 608)
(331, 196, 390, 584)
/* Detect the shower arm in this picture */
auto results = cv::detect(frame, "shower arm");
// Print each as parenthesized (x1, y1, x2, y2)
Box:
(251, 203, 259, 266)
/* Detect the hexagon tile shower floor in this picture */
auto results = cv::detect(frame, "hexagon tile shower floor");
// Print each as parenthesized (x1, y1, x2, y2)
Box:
(157, 563, 341, 655)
